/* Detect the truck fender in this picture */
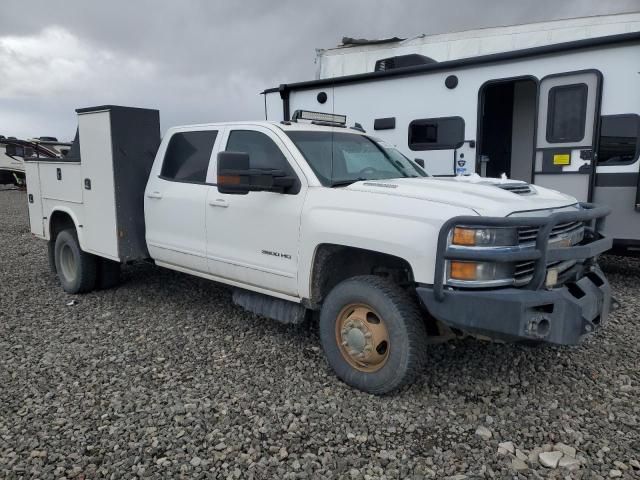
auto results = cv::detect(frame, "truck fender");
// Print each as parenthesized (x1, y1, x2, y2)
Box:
(47, 207, 86, 251)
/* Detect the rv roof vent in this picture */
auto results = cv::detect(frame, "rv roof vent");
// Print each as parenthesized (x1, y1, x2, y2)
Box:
(374, 54, 436, 72)
(497, 183, 533, 195)
(38, 136, 58, 142)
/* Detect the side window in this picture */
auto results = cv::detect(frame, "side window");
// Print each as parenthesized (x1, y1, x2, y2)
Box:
(597, 114, 640, 166)
(161, 130, 217, 183)
(546, 84, 588, 143)
(225, 130, 293, 173)
(408, 116, 465, 151)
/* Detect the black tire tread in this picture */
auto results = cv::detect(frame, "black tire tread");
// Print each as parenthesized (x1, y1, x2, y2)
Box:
(54, 229, 97, 294)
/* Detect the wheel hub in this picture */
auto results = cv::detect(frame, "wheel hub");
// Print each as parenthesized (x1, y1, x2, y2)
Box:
(59, 243, 77, 283)
(344, 325, 367, 353)
(336, 304, 390, 372)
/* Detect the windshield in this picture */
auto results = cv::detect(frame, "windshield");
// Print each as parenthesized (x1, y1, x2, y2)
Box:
(285, 131, 428, 187)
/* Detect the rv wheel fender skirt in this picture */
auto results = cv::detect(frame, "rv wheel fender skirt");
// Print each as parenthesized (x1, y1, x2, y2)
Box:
(54, 229, 97, 294)
(319, 275, 428, 394)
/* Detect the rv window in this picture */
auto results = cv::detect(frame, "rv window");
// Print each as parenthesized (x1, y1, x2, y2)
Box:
(546, 83, 588, 143)
(408, 116, 464, 151)
(597, 114, 640, 166)
(161, 130, 218, 183)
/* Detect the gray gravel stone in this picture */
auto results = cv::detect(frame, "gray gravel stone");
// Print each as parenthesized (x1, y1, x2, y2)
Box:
(511, 457, 528, 472)
(1, 188, 640, 479)
(498, 441, 515, 454)
(475, 425, 492, 440)
(539, 451, 563, 468)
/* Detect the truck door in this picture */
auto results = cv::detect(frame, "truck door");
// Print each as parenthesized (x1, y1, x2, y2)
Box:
(533, 71, 602, 202)
(145, 128, 220, 273)
(205, 126, 306, 297)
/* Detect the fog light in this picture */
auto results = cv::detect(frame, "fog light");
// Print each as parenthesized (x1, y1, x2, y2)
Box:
(448, 261, 516, 284)
(450, 261, 478, 280)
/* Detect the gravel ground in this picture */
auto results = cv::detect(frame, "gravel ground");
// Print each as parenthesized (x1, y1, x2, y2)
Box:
(0, 187, 639, 479)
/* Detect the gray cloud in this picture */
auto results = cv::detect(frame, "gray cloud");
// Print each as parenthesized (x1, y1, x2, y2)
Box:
(1, 0, 638, 139)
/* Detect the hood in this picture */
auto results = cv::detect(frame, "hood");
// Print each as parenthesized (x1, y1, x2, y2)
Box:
(345, 175, 577, 216)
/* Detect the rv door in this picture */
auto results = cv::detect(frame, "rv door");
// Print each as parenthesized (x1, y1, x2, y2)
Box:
(533, 71, 602, 202)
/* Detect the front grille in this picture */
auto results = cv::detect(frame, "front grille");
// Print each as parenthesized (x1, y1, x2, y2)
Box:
(518, 221, 583, 244)
(514, 259, 577, 285)
(497, 183, 533, 195)
(514, 221, 584, 285)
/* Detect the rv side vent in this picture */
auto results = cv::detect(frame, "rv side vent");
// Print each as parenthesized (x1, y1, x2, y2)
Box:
(374, 54, 436, 72)
(497, 183, 533, 195)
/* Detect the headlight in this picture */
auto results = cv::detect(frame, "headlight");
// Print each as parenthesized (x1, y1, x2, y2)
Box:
(452, 227, 518, 247)
(447, 226, 519, 286)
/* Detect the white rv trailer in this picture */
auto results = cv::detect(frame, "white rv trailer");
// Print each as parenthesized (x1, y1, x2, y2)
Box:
(315, 13, 640, 78)
(263, 31, 640, 255)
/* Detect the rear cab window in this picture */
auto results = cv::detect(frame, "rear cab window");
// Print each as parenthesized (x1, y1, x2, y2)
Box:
(161, 130, 218, 183)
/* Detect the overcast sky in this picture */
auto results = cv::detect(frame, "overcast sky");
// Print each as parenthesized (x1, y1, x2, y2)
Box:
(1, 0, 638, 140)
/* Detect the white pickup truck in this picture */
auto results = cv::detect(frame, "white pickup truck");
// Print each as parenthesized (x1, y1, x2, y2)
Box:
(24, 106, 612, 394)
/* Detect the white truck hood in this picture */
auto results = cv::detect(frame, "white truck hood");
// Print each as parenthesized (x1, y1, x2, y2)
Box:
(345, 176, 577, 217)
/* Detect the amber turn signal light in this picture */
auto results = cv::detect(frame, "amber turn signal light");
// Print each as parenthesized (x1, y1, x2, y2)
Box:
(218, 175, 241, 185)
(452, 227, 476, 246)
(449, 261, 478, 280)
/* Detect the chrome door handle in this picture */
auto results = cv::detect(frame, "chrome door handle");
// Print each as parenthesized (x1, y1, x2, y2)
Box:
(147, 191, 163, 199)
(208, 198, 228, 208)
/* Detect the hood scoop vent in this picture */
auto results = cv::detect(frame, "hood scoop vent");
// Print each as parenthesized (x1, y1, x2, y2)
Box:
(497, 183, 533, 195)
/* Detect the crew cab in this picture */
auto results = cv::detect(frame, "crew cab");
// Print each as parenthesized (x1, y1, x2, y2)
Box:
(24, 106, 612, 394)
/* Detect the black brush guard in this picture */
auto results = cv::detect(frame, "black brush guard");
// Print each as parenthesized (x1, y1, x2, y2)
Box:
(417, 203, 613, 345)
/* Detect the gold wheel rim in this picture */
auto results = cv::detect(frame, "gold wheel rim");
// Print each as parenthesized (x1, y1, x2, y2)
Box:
(335, 303, 390, 373)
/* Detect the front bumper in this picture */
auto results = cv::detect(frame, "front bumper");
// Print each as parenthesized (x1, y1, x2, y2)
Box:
(424, 202, 612, 345)
(417, 266, 610, 345)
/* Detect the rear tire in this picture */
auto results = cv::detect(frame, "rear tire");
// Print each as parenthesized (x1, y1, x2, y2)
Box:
(96, 258, 121, 289)
(319, 275, 428, 394)
(47, 240, 57, 274)
(54, 228, 97, 294)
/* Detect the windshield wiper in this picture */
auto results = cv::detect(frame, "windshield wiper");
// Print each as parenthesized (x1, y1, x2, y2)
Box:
(330, 178, 367, 187)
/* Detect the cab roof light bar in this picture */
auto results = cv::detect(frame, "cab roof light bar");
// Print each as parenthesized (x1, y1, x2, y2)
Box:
(291, 110, 347, 127)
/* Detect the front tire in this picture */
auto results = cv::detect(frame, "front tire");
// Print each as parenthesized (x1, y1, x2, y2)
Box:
(54, 229, 97, 294)
(319, 275, 428, 394)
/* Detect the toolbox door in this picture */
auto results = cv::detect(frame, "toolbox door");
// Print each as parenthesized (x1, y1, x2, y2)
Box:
(24, 161, 45, 237)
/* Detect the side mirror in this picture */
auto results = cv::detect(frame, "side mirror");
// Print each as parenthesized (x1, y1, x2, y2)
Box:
(414, 158, 425, 168)
(217, 151, 296, 195)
